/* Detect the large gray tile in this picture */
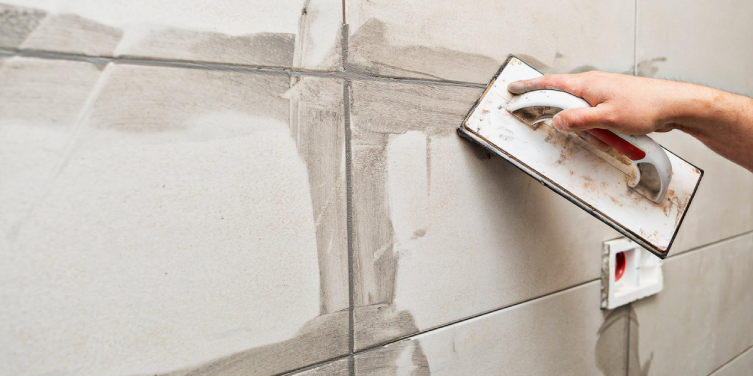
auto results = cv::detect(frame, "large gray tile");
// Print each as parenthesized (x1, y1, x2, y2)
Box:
(711, 346, 753, 376)
(0, 64, 348, 375)
(355, 281, 628, 375)
(637, 0, 753, 254)
(1, 0, 342, 70)
(346, 0, 634, 83)
(629, 233, 753, 375)
(350, 79, 622, 350)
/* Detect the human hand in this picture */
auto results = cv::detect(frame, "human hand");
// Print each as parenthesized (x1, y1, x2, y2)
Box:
(507, 72, 685, 137)
(508, 71, 753, 172)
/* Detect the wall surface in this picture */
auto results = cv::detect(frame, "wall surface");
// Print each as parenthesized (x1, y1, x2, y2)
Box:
(1, 0, 752, 375)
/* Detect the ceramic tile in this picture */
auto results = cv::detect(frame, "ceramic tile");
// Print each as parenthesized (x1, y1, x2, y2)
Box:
(0, 57, 102, 253)
(354, 281, 628, 375)
(711, 346, 753, 376)
(350, 79, 622, 350)
(0, 63, 348, 375)
(346, 0, 634, 84)
(636, 0, 753, 96)
(0, 0, 342, 70)
(293, 358, 350, 376)
(636, 0, 753, 254)
(629, 233, 753, 375)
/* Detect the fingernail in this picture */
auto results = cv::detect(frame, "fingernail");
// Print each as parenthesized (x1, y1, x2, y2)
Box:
(507, 82, 522, 93)
(553, 115, 563, 130)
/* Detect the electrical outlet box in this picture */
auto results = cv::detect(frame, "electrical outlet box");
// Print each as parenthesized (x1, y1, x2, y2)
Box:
(601, 237, 663, 310)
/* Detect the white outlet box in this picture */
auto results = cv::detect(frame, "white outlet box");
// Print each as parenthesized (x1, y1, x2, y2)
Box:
(601, 237, 663, 310)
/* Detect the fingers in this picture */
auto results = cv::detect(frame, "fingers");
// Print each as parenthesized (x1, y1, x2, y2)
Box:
(553, 107, 613, 133)
(507, 74, 573, 94)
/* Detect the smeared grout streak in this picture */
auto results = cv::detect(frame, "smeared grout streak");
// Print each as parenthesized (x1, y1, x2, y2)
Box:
(354, 339, 430, 375)
(88, 64, 289, 132)
(636, 57, 668, 78)
(282, 357, 350, 375)
(119, 28, 295, 67)
(154, 311, 349, 376)
(349, 79, 482, 353)
(594, 306, 630, 375)
(347, 18, 501, 84)
(22, 13, 121, 57)
(286, 76, 348, 315)
(0, 4, 46, 49)
(294, 0, 344, 71)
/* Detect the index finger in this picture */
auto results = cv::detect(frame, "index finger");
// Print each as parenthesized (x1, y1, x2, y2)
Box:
(507, 74, 574, 95)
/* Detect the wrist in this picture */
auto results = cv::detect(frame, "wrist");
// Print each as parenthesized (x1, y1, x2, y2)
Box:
(662, 82, 728, 138)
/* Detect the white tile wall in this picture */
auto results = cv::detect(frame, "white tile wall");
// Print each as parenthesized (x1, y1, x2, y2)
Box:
(2, 0, 753, 374)
(0, 0, 342, 70)
(0, 59, 348, 375)
(355, 281, 628, 375)
(350, 78, 622, 350)
(347, 0, 635, 83)
(630, 233, 753, 375)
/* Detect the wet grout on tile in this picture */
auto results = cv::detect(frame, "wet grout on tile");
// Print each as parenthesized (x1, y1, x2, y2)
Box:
(349, 78, 623, 350)
(354, 281, 629, 375)
(0, 58, 349, 376)
(346, 0, 635, 84)
(0, 0, 343, 70)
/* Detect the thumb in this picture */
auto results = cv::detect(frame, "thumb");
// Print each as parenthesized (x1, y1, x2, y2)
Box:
(554, 107, 609, 132)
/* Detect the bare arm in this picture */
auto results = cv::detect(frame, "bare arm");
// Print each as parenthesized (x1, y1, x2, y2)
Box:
(508, 72, 753, 172)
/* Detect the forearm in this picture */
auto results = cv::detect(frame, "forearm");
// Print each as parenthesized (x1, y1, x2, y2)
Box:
(669, 84, 753, 171)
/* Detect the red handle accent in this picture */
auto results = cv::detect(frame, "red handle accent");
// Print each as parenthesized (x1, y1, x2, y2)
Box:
(586, 129, 646, 160)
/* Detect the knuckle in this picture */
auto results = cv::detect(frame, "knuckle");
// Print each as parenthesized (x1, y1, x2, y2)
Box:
(542, 74, 565, 89)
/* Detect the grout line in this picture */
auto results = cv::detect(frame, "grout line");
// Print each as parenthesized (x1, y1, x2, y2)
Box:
(708, 343, 753, 375)
(633, 0, 637, 76)
(277, 354, 352, 376)
(0, 48, 288, 75)
(344, 77, 355, 359)
(342, 20, 357, 376)
(0, 48, 484, 89)
(354, 277, 601, 355)
(666, 230, 753, 261)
